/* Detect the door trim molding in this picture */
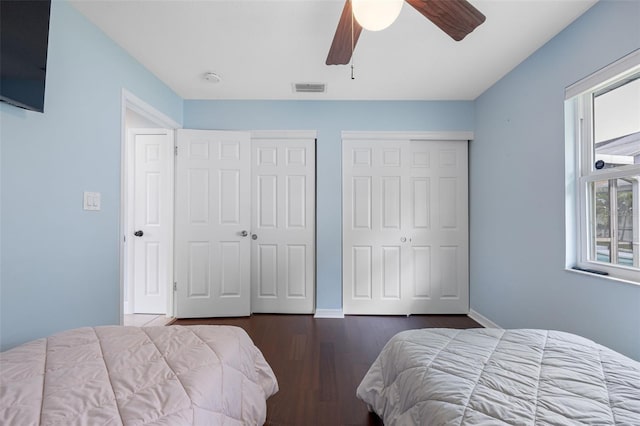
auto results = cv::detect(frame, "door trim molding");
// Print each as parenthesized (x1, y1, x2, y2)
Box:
(120, 89, 180, 324)
(122, 89, 181, 129)
(342, 130, 474, 141)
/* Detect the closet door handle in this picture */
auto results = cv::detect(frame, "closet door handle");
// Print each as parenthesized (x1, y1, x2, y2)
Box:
(134, 230, 144, 237)
(240, 230, 248, 237)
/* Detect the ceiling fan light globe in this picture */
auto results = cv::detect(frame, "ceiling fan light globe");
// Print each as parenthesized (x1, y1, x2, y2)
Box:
(352, 0, 403, 31)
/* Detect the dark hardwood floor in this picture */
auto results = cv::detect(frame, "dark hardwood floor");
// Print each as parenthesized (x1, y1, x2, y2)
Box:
(172, 314, 481, 426)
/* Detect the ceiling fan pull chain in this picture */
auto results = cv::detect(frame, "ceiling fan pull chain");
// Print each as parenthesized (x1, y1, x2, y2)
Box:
(350, 2, 356, 80)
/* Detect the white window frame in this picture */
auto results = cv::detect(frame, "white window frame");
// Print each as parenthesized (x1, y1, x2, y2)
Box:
(566, 49, 640, 284)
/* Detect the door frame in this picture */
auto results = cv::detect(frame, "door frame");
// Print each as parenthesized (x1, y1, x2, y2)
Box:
(120, 89, 180, 324)
(342, 131, 474, 141)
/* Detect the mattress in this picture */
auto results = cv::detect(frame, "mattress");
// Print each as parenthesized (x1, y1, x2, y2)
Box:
(357, 328, 640, 425)
(0, 325, 278, 425)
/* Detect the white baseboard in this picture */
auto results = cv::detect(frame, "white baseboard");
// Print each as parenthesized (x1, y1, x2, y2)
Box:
(314, 309, 344, 319)
(468, 309, 502, 329)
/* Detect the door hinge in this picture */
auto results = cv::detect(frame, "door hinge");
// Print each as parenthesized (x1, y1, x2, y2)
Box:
(173, 282, 177, 292)
(174, 146, 178, 156)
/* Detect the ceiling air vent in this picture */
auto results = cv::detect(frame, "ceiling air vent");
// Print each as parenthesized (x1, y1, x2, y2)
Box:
(294, 83, 326, 93)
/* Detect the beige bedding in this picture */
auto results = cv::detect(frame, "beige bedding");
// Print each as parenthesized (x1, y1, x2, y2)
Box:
(0, 325, 278, 425)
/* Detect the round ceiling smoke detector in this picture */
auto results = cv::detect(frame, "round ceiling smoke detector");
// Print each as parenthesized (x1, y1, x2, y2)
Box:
(203, 72, 221, 83)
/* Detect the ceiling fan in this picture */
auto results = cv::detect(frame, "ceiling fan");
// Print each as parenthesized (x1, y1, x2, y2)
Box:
(326, 0, 486, 65)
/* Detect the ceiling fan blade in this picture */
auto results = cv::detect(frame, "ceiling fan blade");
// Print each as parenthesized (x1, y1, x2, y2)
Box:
(405, 0, 486, 41)
(326, 0, 363, 65)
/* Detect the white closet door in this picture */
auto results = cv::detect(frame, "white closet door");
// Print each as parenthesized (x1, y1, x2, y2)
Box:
(175, 129, 251, 317)
(129, 129, 173, 314)
(343, 139, 468, 315)
(251, 138, 315, 313)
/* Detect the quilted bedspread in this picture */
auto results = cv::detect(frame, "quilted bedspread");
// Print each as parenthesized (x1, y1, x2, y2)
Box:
(357, 328, 640, 425)
(1, 325, 278, 425)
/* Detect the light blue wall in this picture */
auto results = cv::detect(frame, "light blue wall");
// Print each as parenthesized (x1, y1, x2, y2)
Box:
(0, 1, 183, 350)
(471, 0, 640, 360)
(185, 101, 474, 310)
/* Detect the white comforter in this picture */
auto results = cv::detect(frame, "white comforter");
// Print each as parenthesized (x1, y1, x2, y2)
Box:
(357, 328, 640, 425)
(1, 325, 278, 425)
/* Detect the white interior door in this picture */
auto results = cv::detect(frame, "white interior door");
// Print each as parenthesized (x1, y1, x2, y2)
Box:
(251, 137, 315, 313)
(342, 138, 469, 315)
(174, 129, 251, 317)
(128, 129, 173, 314)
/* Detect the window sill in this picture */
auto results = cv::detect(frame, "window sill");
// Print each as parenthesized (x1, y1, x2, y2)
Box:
(565, 267, 640, 287)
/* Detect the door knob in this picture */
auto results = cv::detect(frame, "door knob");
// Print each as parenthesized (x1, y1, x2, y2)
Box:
(252, 234, 258, 240)
(240, 230, 248, 237)
(134, 230, 144, 237)
(400, 237, 406, 242)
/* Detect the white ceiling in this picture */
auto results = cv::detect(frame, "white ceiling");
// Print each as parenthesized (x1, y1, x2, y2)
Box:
(70, 0, 597, 101)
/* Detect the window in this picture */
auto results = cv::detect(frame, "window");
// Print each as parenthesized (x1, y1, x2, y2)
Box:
(567, 50, 640, 283)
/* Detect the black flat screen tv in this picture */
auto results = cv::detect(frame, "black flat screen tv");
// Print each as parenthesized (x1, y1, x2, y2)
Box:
(0, 0, 51, 113)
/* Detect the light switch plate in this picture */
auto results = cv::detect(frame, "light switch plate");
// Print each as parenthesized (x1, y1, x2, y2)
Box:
(83, 191, 101, 211)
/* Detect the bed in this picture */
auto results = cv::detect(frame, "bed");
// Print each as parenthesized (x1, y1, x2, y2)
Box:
(357, 328, 640, 425)
(0, 325, 278, 425)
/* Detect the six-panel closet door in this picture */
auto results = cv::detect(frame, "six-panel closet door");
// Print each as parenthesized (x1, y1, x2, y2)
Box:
(175, 131, 463, 317)
(174, 130, 252, 318)
(128, 129, 173, 315)
(174, 130, 316, 318)
(342, 138, 469, 315)
(251, 138, 315, 313)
